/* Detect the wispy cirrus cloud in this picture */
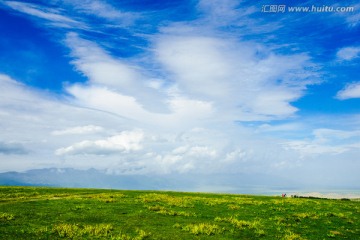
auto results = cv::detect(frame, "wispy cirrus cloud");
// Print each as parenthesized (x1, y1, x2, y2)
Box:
(284, 127, 360, 156)
(342, 3, 360, 27)
(57, 0, 139, 25)
(196, 0, 279, 35)
(2, 0, 85, 29)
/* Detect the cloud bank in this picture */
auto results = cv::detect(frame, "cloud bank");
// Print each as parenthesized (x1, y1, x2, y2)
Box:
(0, 0, 359, 190)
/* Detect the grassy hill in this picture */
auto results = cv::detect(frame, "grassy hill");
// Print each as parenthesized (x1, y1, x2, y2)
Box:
(0, 186, 359, 239)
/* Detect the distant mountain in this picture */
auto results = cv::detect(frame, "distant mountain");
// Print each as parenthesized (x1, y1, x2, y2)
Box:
(0, 168, 171, 190)
(0, 168, 303, 194)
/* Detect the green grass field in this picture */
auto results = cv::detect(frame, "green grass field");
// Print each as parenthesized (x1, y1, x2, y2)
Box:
(0, 186, 359, 239)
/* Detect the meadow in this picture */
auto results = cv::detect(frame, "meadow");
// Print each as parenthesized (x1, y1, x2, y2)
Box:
(0, 186, 359, 239)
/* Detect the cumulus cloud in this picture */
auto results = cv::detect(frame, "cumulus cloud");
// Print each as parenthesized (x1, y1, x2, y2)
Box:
(336, 82, 360, 99)
(55, 129, 144, 156)
(152, 145, 217, 174)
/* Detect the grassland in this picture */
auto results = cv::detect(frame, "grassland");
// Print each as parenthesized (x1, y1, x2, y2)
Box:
(0, 186, 359, 239)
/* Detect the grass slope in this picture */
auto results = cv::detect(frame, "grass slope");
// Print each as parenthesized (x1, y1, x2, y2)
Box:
(0, 186, 359, 239)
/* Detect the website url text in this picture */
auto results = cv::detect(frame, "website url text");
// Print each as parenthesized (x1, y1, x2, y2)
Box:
(261, 5, 355, 13)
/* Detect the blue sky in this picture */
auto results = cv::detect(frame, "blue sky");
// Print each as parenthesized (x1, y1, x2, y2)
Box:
(0, 0, 359, 190)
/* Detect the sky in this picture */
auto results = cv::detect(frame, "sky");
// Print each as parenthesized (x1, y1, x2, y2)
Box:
(0, 0, 359, 190)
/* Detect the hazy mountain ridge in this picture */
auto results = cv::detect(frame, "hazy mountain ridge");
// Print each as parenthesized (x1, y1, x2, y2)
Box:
(0, 167, 302, 193)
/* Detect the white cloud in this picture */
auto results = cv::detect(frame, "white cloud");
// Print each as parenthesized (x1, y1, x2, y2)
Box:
(52, 125, 103, 136)
(63, 33, 218, 129)
(284, 141, 351, 155)
(283, 128, 360, 156)
(336, 46, 360, 61)
(224, 149, 247, 163)
(65, 33, 140, 88)
(336, 82, 360, 99)
(343, 3, 360, 27)
(313, 128, 360, 143)
(60, 0, 138, 25)
(155, 36, 233, 98)
(196, 0, 276, 34)
(155, 34, 315, 120)
(1, 73, 358, 188)
(187, 146, 217, 158)
(347, 12, 360, 27)
(3, 1, 84, 28)
(256, 123, 303, 133)
(1, 0, 359, 189)
(55, 129, 144, 156)
(4, 1, 319, 122)
(66, 84, 214, 130)
(66, 84, 150, 121)
(197, 0, 241, 26)
(167, 96, 214, 121)
(0, 73, 133, 171)
(147, 142, 220, 174)
(65, 33, 169, 114)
